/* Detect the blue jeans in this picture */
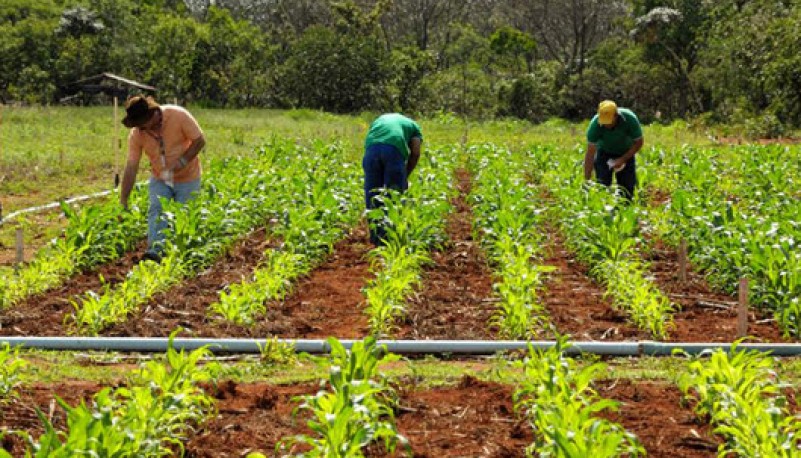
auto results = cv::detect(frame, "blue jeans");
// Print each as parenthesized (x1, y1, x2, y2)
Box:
(363, 144, 408, 245)
(594, 151, 637, 200)
(147, 177, 201, 255)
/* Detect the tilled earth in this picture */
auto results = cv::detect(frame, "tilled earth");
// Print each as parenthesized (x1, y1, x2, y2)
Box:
(0, 376, 731, 457)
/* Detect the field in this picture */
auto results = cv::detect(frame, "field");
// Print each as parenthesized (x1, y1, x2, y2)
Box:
(1, 107, 800, 457)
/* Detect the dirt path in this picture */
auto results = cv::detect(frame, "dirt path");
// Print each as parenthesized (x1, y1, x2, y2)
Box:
(397, 169, 496, 340)
(105, 228, 272, 337)
(0, 241, 145, 336)
(645, 241, 790, 342)
(186, 377, 530, 458)
(540, 227, 645, 341)
(598, 379, 720, 458)
(252, 225, 372, 338)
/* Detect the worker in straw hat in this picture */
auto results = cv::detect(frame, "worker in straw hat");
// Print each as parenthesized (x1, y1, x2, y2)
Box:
(583, 100, 643, 200)
(119, 95, 206, 263)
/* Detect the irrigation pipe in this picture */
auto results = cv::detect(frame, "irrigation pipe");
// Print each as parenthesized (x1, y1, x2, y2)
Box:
(0, 181, 147, 227)
(2, 337, 801, 356)
(0, 190, 114, 226)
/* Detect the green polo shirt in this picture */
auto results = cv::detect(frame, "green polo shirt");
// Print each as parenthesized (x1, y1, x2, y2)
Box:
(364, 113, 423, 160)
(586, 108, 643, 157)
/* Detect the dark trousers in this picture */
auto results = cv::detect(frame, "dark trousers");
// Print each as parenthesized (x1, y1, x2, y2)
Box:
(594, 151, 637, 200)
(363, 143, 408, 245)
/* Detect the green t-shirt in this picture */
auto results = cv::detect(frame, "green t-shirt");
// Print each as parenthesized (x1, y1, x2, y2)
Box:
(586, 108, 643, 157)
(364, 113, 423, 160)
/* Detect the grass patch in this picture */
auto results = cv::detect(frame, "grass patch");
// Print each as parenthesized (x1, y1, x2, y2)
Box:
(10, 349, 801, 387)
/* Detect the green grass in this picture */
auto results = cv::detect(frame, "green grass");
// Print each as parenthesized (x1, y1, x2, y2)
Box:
(12, 349, 801, 387)
(0, 106, 713, 264)
(0, 106, 713, 213)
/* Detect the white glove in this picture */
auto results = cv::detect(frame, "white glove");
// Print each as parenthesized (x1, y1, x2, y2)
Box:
(160, 168, 175, 188)
(607, 158, 625, 172)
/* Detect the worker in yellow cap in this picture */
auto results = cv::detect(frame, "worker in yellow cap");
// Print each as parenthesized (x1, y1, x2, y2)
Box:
(583, 100, 643, 200)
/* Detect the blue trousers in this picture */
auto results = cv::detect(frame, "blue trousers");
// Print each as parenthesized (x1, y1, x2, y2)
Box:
(147, 177, 201, 255)
(594, 151, 637, 200)
(362, 144, 408, 245)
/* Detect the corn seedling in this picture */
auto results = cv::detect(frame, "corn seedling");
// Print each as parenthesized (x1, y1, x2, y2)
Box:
(0, 344, 26, 403)
(279, 337, 407, 457)
(8, 332, 217, 456)
(258, 337, 297, 366)
(513, 338, 645, 457)
(678, 346, 801, 457)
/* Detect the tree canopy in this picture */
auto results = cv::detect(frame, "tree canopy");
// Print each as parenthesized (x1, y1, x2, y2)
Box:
(2, 0, 799, 133)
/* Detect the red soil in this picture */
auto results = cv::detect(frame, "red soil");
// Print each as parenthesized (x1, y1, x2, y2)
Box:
(0, 381, 103, 455)
(1, 376, 739, 457)
(108, 224, 371, 339)
(253, 225, 372, 339)
(646, 241, 790, 342)
(397, 169, 496, 340)
(597, 379, 720, 457)
(0, 169, 795, 344)
(541, 228, 646, 341)
(0, 241, 145, 336)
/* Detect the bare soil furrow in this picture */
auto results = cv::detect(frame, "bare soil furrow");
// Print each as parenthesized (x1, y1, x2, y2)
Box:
(397, 169, 496, 340)
(106, 228, 272, 337)
(645, 241, 789, 342)
(0, 241, 145, 336)
(540, 227, 645, 340)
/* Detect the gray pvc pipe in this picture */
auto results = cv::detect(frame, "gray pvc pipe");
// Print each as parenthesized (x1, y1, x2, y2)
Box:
(0, 190, 113, 226)
(2, 337, 801, 356)
(0, 181, 147, 226)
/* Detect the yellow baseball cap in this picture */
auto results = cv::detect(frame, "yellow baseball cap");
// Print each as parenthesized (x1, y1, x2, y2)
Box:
(598, 100, 618, 126)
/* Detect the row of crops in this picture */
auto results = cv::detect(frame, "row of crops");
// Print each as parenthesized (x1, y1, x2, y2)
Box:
(1, 138, 800, 340)
(2, 339, 798, 456)
(527, 143, 800, 339)
(0, 135, 800, 456)
(648, 146, 801, 336)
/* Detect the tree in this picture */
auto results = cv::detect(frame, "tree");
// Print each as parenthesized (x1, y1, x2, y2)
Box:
(505, 0, 628, 76)
(380, 0, 469, 51)
(441, 23, 491, 115)
(696, 0, 794, 123)
(276, 26, 391, 112)
(329, 0, 390, 37)
(388, 46, 436, 112)
(145, 14, 207, 100)
(0, 1, 60, 103)
(631, 1, 706, 114)
(489, 26, 537, 73)
(193, 6, 275, 106)
(55, 6, 105, 36)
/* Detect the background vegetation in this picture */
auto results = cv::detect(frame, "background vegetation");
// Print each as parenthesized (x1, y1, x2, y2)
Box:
(2, 0, 801, 136)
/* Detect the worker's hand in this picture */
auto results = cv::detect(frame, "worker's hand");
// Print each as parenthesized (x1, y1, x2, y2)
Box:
(609, 158, 626, 172)
(160, 168, 175, 186)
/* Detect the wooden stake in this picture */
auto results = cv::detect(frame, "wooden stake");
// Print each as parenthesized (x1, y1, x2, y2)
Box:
(113, 96, 120, 188)
(0, 106, 3, 225)
(0, 103, 3, 165)
(15, 227, 24, 265)
(736, 277, 749, 338)
(678, 238, 687, 282)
